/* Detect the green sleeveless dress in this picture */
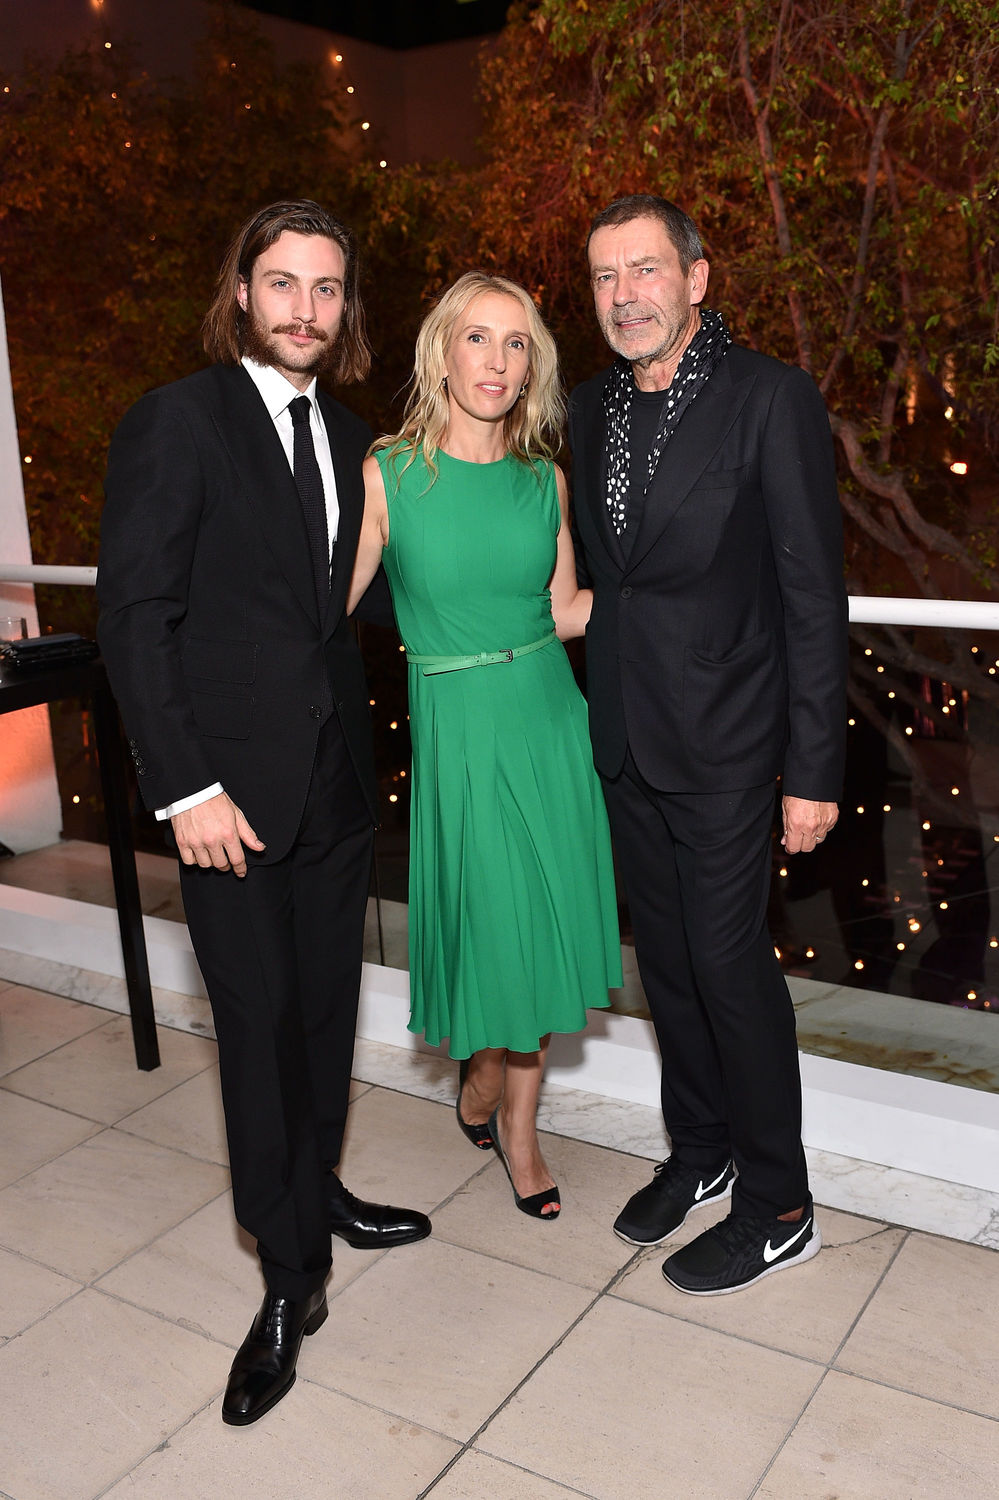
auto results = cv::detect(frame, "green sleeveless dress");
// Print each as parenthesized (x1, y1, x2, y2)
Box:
(377, 447, 622, 1058)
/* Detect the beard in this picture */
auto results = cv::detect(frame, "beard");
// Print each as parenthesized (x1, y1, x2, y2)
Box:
(241, 296, 340, 380)
(600, 301, 694, 368)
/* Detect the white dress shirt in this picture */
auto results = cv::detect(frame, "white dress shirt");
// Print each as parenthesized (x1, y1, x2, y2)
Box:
(156, 358, 340, 821)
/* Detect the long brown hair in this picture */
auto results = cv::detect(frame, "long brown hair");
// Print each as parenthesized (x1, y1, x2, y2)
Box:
(201, 199, 372, 383)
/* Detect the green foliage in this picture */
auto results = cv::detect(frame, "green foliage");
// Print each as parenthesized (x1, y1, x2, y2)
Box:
(374, 0, 999, 600)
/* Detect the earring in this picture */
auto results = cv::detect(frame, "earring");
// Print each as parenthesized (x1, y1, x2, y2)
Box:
(441, 375, 449, 392)
(519, 384, 528, 399)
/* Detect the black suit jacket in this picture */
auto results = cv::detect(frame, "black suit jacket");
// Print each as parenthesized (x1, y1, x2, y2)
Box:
(98, 362, 380, 862)
(569, 345, 848, 800)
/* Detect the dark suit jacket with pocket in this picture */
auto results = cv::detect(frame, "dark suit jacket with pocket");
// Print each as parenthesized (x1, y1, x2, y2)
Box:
(98, 362, 379, 863)
(570, 344, 848, 801)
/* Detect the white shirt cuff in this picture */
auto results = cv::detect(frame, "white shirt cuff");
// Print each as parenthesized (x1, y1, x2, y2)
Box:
(155, 783, 224, 821)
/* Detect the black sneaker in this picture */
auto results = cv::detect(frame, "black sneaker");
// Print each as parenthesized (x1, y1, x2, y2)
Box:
(613, 1156, 735, 1246)
(662, 1199, 821, 1295)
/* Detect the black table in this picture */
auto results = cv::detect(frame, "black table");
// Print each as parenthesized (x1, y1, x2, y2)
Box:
(0, 656, 160, 1069)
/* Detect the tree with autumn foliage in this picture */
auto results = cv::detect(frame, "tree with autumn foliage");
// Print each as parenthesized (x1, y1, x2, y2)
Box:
(369, 0, 999, 800)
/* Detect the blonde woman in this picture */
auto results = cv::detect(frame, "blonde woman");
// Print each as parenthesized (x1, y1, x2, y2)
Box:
(349, 273, 621, 1218)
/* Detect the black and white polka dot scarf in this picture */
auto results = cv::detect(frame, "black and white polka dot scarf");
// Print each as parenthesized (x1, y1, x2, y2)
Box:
(602, 308, 732, 535)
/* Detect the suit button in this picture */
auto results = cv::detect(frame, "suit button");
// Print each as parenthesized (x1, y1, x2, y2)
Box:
(309, 705, 322, 719)
(620, 585, 633, 599)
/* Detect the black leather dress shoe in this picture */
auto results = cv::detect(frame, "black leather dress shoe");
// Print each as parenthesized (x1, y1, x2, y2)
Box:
(327, 1173, 432, 1249)
(221, 1287, 327, 1426)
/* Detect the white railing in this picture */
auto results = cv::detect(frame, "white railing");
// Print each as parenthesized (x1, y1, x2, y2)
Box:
(3, 565, 997, 632)
(0, 564, 97, 586)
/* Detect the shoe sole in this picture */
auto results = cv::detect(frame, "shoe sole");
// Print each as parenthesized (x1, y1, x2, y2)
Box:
(662, 1222, 822, 1296)
(613, 1176, 734, 1248)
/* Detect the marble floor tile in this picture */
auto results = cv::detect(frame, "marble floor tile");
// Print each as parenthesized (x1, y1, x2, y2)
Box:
(432, 1133, 642, 1291)
(0, 1247, 80, 1340)
(0, 1086, 101, 1188)
(1, 1014, 217, 1124)
(757, 1369, 999, 1499)
(0, 1129, 228, 1282)
(430, 1450, 588, 1499)
(0, 1289, 227, 1500)
(0, 983, 109, 1076)
(613, 1206, 905, 1364)
(836, 1231, 999, 1418)
(100, 1383, 459, 1500)
(479, 1296, 821, 1500)
(117, 1062, 227, 1166)
(97, 1189, 377, 1347)
(306, 1236, 593, 1440)
(337, 1084, 490, 1212)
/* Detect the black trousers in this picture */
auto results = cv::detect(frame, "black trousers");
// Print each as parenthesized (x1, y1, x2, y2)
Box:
(180, 717, 374, 1300)
(601, 753, 808, 1218)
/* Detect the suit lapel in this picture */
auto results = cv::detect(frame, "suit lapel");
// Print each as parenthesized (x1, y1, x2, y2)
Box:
(624, 358, 755, 574)
(318, 391, 363, 639)
(579, 382, 628, 570)
(211, 366, 320, 627)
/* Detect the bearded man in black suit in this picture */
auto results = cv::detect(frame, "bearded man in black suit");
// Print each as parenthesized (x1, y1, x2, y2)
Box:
(98, 200, 429, 1424)
(570, 194, 847, 1296)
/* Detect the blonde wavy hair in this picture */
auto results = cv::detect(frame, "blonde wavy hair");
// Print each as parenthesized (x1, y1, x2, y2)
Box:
(374, 272, 565, 483)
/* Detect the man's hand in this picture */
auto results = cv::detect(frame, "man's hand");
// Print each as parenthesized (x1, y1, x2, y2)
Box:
(171, 792, 265, 878)
(781, 795, 838, 855)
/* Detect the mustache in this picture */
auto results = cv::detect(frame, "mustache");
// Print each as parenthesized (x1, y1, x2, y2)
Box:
(610, 307, 659, 326)
(272, 322, 329, 342)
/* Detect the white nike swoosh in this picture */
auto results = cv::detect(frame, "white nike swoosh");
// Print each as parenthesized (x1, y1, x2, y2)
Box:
(763, 1218, 811, 1264)
(693, 1165, 730, 1201)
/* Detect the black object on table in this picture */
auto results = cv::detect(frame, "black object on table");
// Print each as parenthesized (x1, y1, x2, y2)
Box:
(0, 655, 160, 1070)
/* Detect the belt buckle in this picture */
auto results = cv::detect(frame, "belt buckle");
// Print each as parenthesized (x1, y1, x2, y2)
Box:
(502, 648, 514, 663)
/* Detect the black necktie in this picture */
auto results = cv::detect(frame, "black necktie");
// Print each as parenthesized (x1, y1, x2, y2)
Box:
(288, 395, 330, 611)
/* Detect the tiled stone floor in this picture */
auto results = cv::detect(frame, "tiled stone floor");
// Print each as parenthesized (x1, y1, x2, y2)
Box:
(1, 979, 998, 1500)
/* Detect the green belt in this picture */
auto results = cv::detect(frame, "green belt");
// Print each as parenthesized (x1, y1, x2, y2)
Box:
(406, 630, 556, 676)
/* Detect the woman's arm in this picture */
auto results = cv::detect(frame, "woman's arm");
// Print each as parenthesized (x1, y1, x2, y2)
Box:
(347, 455, 390, 615)
(548, 464, 593, 640)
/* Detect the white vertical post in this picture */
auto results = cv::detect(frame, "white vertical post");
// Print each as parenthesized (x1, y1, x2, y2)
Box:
(0, 273, 62, 852)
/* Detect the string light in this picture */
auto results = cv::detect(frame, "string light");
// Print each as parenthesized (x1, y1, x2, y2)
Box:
(854, 959, 865, 970)
(774, 946, 782, 959)
(361, 121, 370, 130)
(864, 648, 872, 656)
(883, 803, 891, 812)
(909, 918, 921, 932)
(388, 793, 398, 803)
(369, 698, 375, 706)
(923, 821, 931, 830)
(940, 901, 949, 910)
(967, 990, 976, 1000)
(779, 866, 788, 877)
(951, 786, 960, 795)
(861, 878, 869, 887)
(347, 85, 355, 94)
(23, 455, 32, 464)
(856, 805, 865, 814)
(990, 938, 998, 949)
(379, 159, 388, 168)
(389, 721, 398, 730)
(72, 794, 80, 804)
(905, 726, 913, 735)
(897, 942, 905, 951)
(848, 717, 856, 726)
(950, 461, 968, 475)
